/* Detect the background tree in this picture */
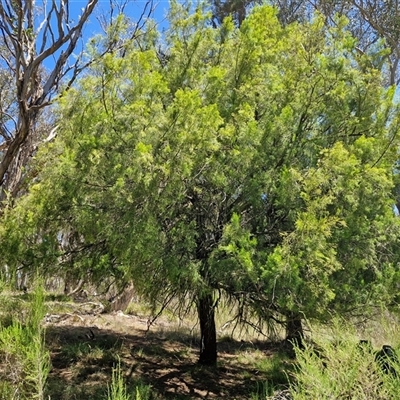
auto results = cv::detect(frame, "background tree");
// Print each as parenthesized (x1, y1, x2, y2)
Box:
(0, 0, 155, 202)
(0, 0, 99, 200)
(312, 0, 400, 87)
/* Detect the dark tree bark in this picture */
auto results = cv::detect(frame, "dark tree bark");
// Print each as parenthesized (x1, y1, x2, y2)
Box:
(190, 188, 222, 366)
(285, 311, 304, 347)
(197, 290, 217, 366)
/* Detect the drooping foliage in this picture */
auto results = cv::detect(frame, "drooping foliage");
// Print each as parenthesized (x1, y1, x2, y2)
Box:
(1, 3, 400, 363)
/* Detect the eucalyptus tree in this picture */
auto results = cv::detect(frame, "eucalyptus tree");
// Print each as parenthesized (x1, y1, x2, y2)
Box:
(1, 4, 399, 364)
(0, 0, 99, 200)
(0, 0, 155, 202)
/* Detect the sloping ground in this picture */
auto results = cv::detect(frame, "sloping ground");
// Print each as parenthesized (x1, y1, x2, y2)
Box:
(44, 308, 292, 399)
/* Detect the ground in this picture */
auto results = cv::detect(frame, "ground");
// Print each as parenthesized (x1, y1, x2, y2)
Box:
(43, 301, 292, 399)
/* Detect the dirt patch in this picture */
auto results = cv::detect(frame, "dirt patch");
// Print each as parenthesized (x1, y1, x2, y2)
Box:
(44, 308, 291, 399)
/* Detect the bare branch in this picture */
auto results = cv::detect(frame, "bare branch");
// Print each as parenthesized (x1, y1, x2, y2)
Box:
(0, 0, 99, 193)
(0, 0, 156, 199)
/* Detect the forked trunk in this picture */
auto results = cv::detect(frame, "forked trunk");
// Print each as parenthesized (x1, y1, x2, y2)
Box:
(197, 291, 217, 366)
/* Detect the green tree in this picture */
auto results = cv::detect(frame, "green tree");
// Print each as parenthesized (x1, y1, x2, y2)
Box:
(165, 5, 400, 344)
(213, 15, 400, 341)
(1, 4, 399, 364)
(210, 0, 400, 86)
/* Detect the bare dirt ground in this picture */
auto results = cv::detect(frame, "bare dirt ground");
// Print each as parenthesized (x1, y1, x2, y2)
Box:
(44, 305, 291, 399)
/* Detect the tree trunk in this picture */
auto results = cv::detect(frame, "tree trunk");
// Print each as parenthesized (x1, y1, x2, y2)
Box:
(66, 278, 85, 296)
(197, 291, 217, 366)
(109, 282, 135, 312)
(285, 311, 304, 348)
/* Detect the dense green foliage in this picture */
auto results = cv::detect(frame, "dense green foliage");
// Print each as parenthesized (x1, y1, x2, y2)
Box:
(1, 3, 400, 363)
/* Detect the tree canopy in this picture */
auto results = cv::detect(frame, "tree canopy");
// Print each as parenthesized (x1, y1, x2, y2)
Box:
(1, 3, 400, 364)
(211, 0, 400, 87)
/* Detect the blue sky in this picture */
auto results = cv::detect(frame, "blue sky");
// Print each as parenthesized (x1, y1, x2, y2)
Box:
(32, 0, 173, 78)
(65, 0, 170, 39)
(0, 0, 173, 145)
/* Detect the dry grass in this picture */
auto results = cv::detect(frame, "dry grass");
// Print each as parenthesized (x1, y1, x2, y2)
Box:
(42, 300, 292, 400)
(3, 292, 400, 399)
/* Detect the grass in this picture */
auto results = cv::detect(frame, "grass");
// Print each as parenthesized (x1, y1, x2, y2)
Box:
(2, 290, 400, 399)
(43, 317, 291, 399)
(0, 282, 50, 400)
(107, 360, 131, 400)
(107, 359, 153, 400)
(290, 319, 400, 400)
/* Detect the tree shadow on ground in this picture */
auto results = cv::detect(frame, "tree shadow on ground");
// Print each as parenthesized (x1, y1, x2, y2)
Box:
(45, 321, 293, 399)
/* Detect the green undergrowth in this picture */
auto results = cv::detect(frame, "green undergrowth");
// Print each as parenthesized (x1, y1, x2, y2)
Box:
(108, 359, 153, 400)
(0, 282, 50, 400)
(3, 289, 400, 399)
(290, 320, 400, 400)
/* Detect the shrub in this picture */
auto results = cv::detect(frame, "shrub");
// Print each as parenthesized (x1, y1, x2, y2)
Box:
(290, 322, 400, 399)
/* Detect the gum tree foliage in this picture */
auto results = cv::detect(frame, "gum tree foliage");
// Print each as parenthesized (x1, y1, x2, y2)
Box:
(1, 4, 400, 364)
